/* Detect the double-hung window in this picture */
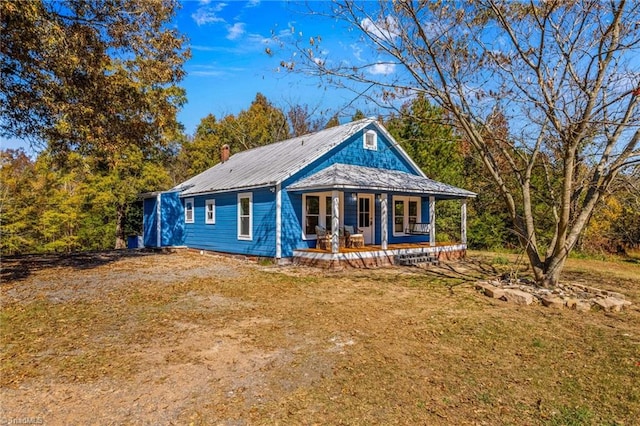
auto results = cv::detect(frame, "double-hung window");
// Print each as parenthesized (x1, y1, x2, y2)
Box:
(305, 196, 320, 235)
(184, 198, 194, 224)
(205, 199, 215, 224)
(238, 193, 252, 240)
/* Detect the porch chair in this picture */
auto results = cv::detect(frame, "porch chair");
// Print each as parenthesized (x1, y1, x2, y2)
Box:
(344, 225, 365, 248)
(315, 225, 330, 250)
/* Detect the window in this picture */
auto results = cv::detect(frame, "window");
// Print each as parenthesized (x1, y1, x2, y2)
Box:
(393, 196, 421, 235)
(394, 200, 404, 234)
(408, 200, 418, 226)
(325, 196, 333, 231)
(238, 193, 252, 240)
(305, 196, 320, 235)
(364, 130, 377, 151)
(205, 199, 215, 224)
(303, 192, 342, 238)
(184, 198, 194, 223)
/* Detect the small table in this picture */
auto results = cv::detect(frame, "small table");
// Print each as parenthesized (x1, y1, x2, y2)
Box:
(349, 234, 365, 248)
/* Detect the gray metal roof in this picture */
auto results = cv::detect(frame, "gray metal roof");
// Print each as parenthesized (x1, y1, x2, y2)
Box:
(287, 163, 476, 199)
(174, 118, 383, 196)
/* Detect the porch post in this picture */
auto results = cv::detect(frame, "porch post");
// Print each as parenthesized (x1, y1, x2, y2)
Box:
(429, 196, 436, 247)
(380, 193, 388, 250)
(461, 199, 467, 245)
(331, 190, 340, 254)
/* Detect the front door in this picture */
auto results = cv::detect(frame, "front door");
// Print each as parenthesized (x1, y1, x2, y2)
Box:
(358, 194, 375, 244)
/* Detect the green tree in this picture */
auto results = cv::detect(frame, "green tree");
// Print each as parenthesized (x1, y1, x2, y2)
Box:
(324, 114, 340, 128)
(286, 1, 640, 286)
(1, 0, 189, 249)
(220, 93, 290, 152)
(0, 150, 37, 254)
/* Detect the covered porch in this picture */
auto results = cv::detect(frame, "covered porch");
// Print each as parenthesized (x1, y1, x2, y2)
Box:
(287, 164, 475, 267)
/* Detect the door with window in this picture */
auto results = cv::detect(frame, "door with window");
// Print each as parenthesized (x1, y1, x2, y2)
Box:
(357, 194, 375, 244)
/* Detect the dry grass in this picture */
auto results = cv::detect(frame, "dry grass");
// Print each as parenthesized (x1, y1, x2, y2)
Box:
(1, 250, 639, 425)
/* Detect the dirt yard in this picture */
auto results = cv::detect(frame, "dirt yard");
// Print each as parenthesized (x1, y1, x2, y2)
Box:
(1, 250, 639, 425)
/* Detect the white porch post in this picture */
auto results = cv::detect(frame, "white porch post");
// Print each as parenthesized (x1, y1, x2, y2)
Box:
(380, 193, 388, 250)
(429, 196, 436, 247)
(331, 190, 340, 254)
(461, 199, 467, 245)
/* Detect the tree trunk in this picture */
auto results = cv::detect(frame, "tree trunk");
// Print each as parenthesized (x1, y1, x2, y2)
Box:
(114, 204, 127, 249)
(541, 254, 568, 288)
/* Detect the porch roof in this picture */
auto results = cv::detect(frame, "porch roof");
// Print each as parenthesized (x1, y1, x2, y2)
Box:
(287, 164, 476, 199)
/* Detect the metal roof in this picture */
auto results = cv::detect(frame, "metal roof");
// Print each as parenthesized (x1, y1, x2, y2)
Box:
(287, 163, 476, 199)
(174, 118, 381, 196)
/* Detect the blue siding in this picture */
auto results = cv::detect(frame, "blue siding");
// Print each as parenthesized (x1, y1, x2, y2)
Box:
(143, 197, 158, 247)
(183, 187, 277, 257)
(161, 192, 185, 246)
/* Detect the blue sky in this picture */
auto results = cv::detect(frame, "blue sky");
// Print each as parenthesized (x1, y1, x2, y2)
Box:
(176, 0, 377, 136)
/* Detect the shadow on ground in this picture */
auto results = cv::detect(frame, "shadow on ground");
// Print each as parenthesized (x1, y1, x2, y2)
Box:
(1, 249, 168, 282)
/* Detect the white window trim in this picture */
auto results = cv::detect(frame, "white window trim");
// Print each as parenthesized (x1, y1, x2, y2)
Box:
(237, 192, 253, 240)
(392, 196, 421, 236)
(302, 192, 343, 240)
(364, 130, 378, 151)
(205, 199, 216, 224)
(184, 198, 195, 224)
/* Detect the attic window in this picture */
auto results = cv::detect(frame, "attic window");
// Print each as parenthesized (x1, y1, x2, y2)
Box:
(364, 130, 377, 151)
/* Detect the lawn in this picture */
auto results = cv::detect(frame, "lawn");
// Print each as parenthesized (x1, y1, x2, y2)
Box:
(1, 250, 639, 425)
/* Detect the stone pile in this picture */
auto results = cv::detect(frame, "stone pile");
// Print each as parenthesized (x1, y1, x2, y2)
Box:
(475, 279, 632, 312)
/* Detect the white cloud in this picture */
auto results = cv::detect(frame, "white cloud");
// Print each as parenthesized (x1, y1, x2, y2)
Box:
(246, 0, 260, 7)
(351, 43, 363, 62)
(192, 2, 228, 26)
(361, 16, 399, 40)
(369, 62, 396, 75)
(227, 22, 246, 40)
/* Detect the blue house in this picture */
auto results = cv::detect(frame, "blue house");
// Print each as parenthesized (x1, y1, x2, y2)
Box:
(142, 118, 475, 267)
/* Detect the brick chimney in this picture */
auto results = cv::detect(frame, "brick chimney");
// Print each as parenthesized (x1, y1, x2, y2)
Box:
(221, 144, 230, 163)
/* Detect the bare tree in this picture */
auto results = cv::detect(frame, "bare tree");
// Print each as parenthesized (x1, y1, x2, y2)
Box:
(282, 0, 640, 286)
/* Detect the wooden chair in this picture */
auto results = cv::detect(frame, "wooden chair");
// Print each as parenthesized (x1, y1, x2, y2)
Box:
(315, 225, 330, 250)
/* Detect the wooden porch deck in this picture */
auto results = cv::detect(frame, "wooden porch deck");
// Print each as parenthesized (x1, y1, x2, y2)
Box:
(292, 242, 467, 269)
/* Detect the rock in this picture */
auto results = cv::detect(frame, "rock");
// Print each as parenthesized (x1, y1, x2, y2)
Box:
(502, 289, 534, 305)
(484, 285, 505, 299)
(475, 281, 490, 291)
(541, 296, 565, 309)
(602, 290, 625, 300)
(594, 297, 626, 312)
(575, 301, 592, 312)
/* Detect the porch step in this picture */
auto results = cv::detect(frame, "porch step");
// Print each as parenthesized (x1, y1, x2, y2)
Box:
(395, 253, 440, 266)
